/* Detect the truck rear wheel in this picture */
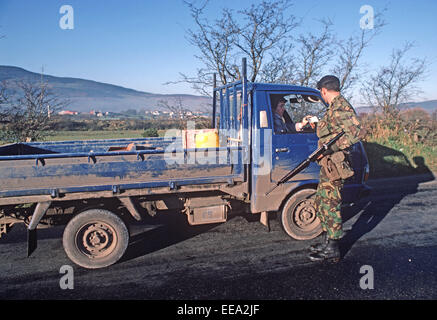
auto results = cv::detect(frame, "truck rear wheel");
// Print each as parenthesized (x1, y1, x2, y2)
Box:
(279, 189, 322, 240)
(63, 209, 129, 269)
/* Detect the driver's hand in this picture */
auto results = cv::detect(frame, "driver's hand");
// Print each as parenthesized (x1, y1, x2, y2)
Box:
(301, 115, 312, 126)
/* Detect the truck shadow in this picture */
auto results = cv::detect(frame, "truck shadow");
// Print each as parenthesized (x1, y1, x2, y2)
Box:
(363, 142, 434, 178)
(121, 144, 435, 264)
(340, 145, 435, 258)
(120, 210, 222, 264)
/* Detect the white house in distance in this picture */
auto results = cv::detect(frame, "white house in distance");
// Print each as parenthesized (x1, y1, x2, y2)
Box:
(58, 110, 79, 115)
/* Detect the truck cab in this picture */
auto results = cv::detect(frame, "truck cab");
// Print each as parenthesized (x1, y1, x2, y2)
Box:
(214, 71, 370, 240)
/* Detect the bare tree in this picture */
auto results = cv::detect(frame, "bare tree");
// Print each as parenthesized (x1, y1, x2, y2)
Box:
(0, 84, 9, 128)
(231, 0, 298, 82)
(259, 19, 334, 87)
(158, 97, 194, 130)
(257, 20, 335, 120)
(332, 9, 386, 97)
(0, 80, 66, 142)
(174, 0, 298, 95)
(257, 42, 296, 84)
(260, 10, 386, 97)
(361, 42, 428, 117)
(172, 0, 386, 120)
(293, 19, 335, 87)
(178, 1, 238, 96)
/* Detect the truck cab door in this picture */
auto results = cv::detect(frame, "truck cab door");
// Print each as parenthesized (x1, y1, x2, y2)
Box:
(268, 92, 319, 183)
(250, 90, 321, 213)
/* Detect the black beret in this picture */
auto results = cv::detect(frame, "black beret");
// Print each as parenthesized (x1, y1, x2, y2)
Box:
(316, 75, 340, 91)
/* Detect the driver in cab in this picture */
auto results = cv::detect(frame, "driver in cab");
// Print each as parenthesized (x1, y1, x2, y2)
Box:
(272, 98, 316, 134)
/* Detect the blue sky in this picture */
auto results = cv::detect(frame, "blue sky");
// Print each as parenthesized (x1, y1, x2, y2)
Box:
(0, 0, 436, 104)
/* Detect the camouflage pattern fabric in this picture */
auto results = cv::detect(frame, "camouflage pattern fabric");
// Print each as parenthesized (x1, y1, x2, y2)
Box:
(314, 167, 344, 239)
(314, 94, 366, 240)
(317, 95, 366, 151)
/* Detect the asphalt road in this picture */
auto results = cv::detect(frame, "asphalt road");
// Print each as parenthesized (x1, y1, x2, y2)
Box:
(1, 173, 436, 301)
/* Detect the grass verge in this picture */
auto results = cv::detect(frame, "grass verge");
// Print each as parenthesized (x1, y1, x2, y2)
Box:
(363, 138, 436, 179)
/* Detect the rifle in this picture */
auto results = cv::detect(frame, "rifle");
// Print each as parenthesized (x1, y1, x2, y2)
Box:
(265, 131, 345, 196)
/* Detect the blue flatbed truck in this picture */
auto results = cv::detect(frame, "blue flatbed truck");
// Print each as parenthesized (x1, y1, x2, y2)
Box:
(0, 59, 370, 269)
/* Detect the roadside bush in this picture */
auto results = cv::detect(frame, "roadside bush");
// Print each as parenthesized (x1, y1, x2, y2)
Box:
(142, 128, 159, 137)
(360, 109, 437, 175)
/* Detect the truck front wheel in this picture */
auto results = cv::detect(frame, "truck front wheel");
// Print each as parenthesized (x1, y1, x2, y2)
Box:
(279, 189, 322, 240)
(63, 209, 129, 269)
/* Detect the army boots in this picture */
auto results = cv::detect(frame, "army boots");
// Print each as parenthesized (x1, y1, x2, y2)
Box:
(309, 232, 328, 253)
(308, 238, 341, 262)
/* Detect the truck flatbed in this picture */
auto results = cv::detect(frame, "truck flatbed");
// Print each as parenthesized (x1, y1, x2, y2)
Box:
(0, 137, 246, 205)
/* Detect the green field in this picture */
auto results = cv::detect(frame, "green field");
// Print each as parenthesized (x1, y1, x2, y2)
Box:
(45, 130, 160, 141)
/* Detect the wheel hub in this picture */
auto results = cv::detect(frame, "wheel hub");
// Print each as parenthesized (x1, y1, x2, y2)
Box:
(76, 222, 117, 259)
(294, 200, 317, 229)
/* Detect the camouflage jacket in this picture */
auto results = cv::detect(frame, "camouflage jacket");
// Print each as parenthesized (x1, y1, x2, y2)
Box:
(317, 95, 366, 151)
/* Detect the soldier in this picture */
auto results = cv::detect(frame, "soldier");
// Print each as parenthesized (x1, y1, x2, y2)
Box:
(308, 75, 366, 262)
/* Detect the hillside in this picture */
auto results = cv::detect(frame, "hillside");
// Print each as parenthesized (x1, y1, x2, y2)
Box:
(356, 100, 437, 115)
(2, 65, 434, 116)
(0, 66, 211, 113)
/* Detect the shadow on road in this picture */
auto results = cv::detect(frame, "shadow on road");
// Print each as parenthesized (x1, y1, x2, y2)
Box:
(121, 145, 435, 264)
(340, 152, 435, 258)
(120, 210, 223, 264)
(363, 142, 434, 178)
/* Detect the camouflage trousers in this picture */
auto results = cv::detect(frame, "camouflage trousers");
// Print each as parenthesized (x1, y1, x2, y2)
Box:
(314, 167, 344, 240)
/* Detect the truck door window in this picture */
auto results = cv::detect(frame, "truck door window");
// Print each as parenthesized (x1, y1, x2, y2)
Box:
(270, 93, 324, 135)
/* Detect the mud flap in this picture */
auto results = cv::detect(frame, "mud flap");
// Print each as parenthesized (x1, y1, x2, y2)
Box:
(118, 197, 142, 221)
(27, 201, 51, 257)
(260, 211, 270, 232)
(27, 229, 37, 257)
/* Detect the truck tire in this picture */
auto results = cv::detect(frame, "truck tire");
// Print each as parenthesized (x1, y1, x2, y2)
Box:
(62, 209, 129, 269)
(279, 189, 322, 240)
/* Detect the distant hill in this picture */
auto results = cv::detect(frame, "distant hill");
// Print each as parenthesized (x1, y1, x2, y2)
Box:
(356, 100, 437, 115)
(2, 65, 434, 116)
(0, 66, 211, 113)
